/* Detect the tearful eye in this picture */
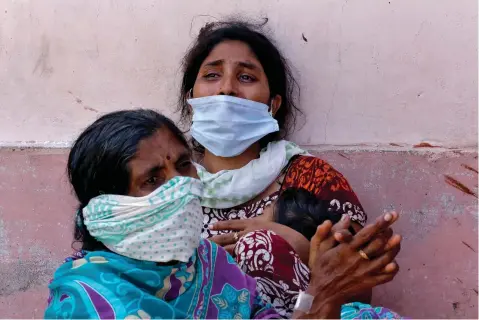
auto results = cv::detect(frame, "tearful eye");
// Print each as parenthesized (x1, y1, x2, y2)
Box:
(204, 73, 220, 79)
(239, 74, 255, 82)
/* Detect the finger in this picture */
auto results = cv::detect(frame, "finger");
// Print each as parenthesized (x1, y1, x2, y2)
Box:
(370, 272, 398, 286)
(360, 233, 388, 259)
(209, 234, 234, 246)
(210, 219, 246, 232)
(331, 214, 351, 233)
(368, 244, 401, 272)
(209, 232, 238, 246)
(383, 261, 399, 273)
(309, 221, 333, 268)
(380, 228, 394, 241)
(350, 211, 398, 249)
(311, 221, 333, 246)
(333, 229, 354, 243)
(318, 215, 350, 252)
(384, 234, 402, 252)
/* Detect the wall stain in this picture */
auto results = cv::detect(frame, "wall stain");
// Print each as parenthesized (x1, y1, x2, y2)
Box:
(337, 152, 351, 161)
(461, 241, 476, 253)
(83, 106, 99, 113)
(0, 258, 57, 296)
(444, 175, 477, 198)
(68, 91, 99, 113)
(32, 35, 53, 76)
(461, 164, 478, 174)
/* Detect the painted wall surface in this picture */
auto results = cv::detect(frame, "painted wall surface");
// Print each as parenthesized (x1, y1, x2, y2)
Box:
(0, 0, 477, 148)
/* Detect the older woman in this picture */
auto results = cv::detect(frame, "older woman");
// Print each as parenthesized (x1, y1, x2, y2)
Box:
(178, 20, 401, 317)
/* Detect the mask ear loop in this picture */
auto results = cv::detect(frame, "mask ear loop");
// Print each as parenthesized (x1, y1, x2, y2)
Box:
(269, 100, 274, 117)
(187, 89, 193, 100)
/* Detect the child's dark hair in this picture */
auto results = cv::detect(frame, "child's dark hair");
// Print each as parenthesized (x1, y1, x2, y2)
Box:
(68, 109, 188, 251)
(274, 188, 356, 241)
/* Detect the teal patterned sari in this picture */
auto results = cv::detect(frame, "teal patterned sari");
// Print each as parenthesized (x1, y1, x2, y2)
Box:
(45, 239, 278, 319)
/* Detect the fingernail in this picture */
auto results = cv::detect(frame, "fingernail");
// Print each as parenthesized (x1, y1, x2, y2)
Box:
(384, 213, 392, 221)
(341, 214, 348, 222)
(208, 224, 215, 230)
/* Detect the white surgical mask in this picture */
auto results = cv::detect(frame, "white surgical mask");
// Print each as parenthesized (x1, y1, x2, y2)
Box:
(188, 95, 279, 157)
(83, 176, 204, 263)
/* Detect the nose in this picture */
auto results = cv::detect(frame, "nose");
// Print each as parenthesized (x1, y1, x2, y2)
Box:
(218, 75, 238, 97)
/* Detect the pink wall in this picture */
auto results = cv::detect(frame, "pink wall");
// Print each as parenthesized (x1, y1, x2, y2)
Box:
(0, 0, 477, 148)
(0, 149, 477, 318)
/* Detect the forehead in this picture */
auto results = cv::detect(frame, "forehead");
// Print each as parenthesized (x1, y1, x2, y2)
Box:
(131, 127, 187, 164)
(202, 40, 263, 68)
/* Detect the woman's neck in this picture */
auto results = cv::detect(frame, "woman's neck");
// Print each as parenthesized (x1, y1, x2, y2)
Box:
(203, 143, 261, 173)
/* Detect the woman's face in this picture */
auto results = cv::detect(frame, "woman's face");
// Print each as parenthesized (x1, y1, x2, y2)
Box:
(192, 40, 281, 110)
(127, 127, 197, 197)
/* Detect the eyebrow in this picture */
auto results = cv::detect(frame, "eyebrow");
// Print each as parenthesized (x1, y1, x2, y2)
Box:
(203, 59, 260, 71)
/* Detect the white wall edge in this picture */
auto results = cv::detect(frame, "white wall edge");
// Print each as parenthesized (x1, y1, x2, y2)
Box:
(0, 141, 72, 148)
(0, 141, 477, 153)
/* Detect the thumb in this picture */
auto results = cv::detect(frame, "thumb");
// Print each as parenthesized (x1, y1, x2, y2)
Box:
(309, 220, 333, 269)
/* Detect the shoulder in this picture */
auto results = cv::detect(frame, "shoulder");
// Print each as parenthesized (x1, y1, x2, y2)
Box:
(282, 155, 353, 193)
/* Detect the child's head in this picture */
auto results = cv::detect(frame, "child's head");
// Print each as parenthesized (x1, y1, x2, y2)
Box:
(69, 109, 197, 251)
(274, 188, 345, 241)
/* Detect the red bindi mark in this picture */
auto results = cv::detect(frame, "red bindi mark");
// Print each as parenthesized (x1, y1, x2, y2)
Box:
(166, 155, 171, 160)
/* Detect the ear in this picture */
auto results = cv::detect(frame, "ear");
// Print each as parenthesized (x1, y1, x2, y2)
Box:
(270, 94, 282, 116)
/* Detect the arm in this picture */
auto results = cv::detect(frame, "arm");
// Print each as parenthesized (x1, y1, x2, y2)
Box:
(209, 219, 311, 263)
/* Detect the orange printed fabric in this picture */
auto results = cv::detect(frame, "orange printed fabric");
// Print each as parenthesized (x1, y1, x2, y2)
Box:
(281, 155, 367, 226)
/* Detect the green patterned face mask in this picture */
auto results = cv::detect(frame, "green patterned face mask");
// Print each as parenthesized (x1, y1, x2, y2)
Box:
(83, 176, 204, 263)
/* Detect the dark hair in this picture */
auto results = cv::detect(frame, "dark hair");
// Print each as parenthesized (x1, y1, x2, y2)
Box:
(68, 109, 188, 251)
(178, 19, 301, 153)
(274, 188, 356, 241)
